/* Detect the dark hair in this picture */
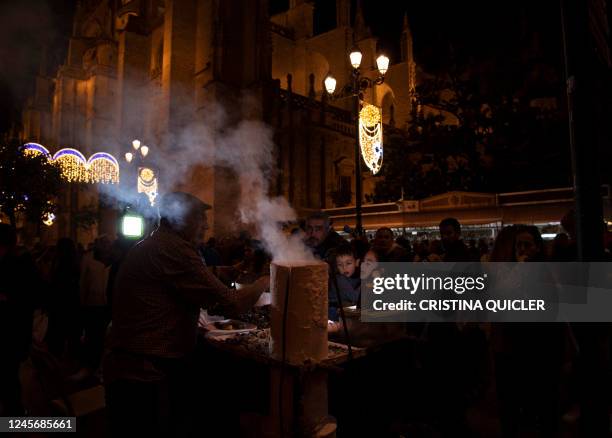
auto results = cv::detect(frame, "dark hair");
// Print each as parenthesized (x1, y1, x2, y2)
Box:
(306, 211, 330, 229)
(334, 243, 357, 259)
(375, 227, 394, 236)
(489, 225, 518, 262)
(364, 246, 385, 262)
(395, 236, 412, 252)
(0, 224, 17, 248)
(439, 217, 461, 233)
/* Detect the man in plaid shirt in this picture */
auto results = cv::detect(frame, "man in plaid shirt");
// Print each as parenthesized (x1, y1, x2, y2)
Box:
(104, 192, 269, 436)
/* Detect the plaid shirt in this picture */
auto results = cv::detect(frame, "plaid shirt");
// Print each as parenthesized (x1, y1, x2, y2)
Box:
(108, 226, 264, 361)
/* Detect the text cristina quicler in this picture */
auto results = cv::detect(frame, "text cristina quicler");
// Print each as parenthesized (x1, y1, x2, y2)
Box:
(372, 299, 545, 312)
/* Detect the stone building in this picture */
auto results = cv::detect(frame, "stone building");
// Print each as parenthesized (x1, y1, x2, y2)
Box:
(21, 0, 418, 239)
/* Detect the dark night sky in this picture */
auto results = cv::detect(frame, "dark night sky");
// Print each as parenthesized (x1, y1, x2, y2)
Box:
(0, 0, 76, 133)
(0, 0, 564, 135)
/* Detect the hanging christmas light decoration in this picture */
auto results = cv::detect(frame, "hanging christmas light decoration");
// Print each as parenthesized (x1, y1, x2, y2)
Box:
(23, 143, 51, 158)
(138, 166, 158, 206)
(358, 103, 383, 174)
(88, 153, 120, 184)
(22, 144, 119, 184)
(42, 212, 56, 226)
(53, 148, 89, 182)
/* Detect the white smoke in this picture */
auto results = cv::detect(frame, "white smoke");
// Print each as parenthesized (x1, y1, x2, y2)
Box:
(215, 119, 315, 263)
(99, 83, 314, 263)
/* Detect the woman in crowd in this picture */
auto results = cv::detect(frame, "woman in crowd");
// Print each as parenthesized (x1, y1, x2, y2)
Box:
(493, 225, 564, 437)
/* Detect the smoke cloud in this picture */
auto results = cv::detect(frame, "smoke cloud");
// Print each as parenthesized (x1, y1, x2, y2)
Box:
(101, 85, 314, 263)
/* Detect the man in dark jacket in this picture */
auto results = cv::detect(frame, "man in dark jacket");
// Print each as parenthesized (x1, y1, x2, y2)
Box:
(104, 192, 268, 436)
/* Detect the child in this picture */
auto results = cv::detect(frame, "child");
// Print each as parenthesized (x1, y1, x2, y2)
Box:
(328, 247, 385, 333)
(360, 248, 382, 282)
(328, 244, 361, 321)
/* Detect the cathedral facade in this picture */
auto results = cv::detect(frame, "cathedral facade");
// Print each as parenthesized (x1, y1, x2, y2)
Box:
(21, 0, 417, 238)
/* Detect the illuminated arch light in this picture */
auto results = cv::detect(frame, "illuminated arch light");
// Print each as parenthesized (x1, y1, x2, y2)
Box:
(22, 144, 120, 184)
(359, 103, 383, 174)
(53, 148, 89, 182)
(23, 143, 51, 158)
(88, 153, 120, 184)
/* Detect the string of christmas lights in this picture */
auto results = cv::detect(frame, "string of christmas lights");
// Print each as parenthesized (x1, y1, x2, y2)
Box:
(23, 144, 119, 184)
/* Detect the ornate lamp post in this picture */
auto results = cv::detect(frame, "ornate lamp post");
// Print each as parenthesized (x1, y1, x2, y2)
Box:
(324, 45, 389, 235)
(124, 139, 157, 207)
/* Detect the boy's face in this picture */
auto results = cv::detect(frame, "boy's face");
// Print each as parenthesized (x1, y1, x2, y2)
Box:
(336, 254, 359, 277)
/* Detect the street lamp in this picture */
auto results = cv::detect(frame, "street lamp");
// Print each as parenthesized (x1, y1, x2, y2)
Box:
(124, 139, 158, 206)
(126, 139, 148, 161)
(376, 54, 389, 75)
(349, 44, 363, 69)
(324, 45, 389, 236)
(324, 76, 337, 95)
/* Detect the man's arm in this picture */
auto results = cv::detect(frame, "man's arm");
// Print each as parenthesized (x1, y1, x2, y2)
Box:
(157, 245, 268, 317)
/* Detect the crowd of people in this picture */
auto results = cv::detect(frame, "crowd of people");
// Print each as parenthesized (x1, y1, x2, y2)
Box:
(297, 210, 611, 436)
(1, 197, 611, 436)
(0, 228, 133, 417)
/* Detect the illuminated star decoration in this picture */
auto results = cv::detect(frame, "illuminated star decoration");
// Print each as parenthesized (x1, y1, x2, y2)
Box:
(23, 143, 119, 184)
(358, 104, 383, 174)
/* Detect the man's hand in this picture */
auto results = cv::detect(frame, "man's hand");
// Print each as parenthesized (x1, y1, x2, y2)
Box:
(328, 320, 343, 334)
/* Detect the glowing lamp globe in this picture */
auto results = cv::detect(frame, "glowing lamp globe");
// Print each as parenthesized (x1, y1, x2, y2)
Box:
(349, 45, 363, 69)
(376, 54, 390, 76)
(324, 75, 337, 94)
